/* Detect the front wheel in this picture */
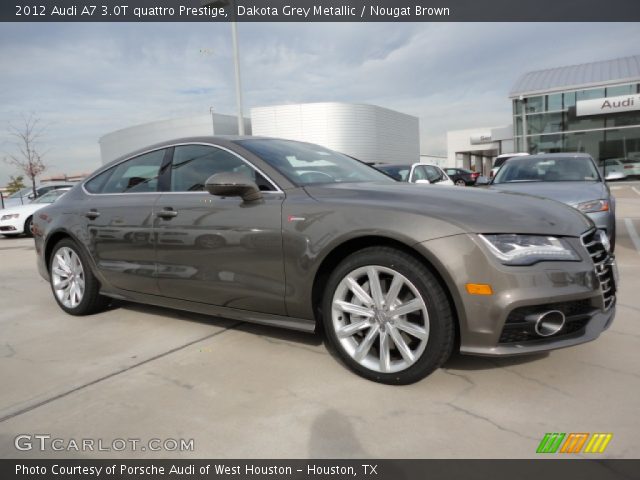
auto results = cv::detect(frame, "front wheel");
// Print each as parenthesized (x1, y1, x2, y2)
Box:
(23, 216, 33, 237)
(49, 238, 110, 315)
(322, 247, 455, 384)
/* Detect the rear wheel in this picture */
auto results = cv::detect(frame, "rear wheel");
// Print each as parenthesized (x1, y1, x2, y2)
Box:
(322, 247, 454, 384)
(49, 238, 110, 315)
(455, 179, 466, 186)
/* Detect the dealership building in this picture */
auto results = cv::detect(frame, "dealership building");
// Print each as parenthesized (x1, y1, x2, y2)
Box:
(99, 102, 419, 165)
(448, 54, 640, 175)
(99, 113, 252, 164)
(251, 102, 419, 165)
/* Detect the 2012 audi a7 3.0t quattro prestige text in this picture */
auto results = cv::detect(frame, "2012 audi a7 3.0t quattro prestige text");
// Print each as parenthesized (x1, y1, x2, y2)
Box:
(32, 137, 617, 384)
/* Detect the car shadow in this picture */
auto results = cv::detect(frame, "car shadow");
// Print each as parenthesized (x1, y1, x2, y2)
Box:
(109, 300, 549, 372)
(112, 299, 324, 348)
(444, 350, 549, 370)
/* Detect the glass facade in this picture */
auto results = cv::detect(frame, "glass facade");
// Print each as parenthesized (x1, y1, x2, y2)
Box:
(513, 83, 640, 166)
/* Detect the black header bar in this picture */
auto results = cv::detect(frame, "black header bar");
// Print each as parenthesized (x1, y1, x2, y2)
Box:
(4, 459, 640, 480)
(2, 0, 640, 22)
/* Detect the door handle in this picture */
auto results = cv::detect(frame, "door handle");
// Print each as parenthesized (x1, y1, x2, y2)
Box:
(85, 210, 100, 219)
(157, 208, 178, 219)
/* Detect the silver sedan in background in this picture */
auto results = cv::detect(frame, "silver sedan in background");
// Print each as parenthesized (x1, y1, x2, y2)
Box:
(481, 153, 620, 250)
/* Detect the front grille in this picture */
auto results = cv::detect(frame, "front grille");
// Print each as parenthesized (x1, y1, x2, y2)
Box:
(581, 229, 616, 310)
(499, 300, 595, 344)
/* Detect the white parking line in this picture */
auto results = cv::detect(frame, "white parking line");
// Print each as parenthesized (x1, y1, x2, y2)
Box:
(624, 218, 640, 255)
(632, 186, 640, 197)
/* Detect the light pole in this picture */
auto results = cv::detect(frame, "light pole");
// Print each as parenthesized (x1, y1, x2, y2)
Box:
(201, 0, 245, 135)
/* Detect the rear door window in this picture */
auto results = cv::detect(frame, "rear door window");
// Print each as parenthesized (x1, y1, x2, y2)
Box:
(99, 149, 167, 194)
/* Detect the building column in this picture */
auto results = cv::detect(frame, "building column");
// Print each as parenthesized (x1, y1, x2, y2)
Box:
(460, 153, 471, 170)
(483, 157, 493, 176)
(471, 155, 482, 173)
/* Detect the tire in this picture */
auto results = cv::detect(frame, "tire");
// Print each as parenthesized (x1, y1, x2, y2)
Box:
(455, 179, 466, 187)
(322, 246, 455, 384)
(23, 216, 33, 237)
(49, 238, 110, 315)
(610, 223, 616, 253)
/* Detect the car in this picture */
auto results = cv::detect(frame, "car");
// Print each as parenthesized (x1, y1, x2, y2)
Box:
(33, 137, 616, 384)
(600, 157, 640, 178)
(443, 167, 480, 186)
(490, 152, 529, 178)
(599, 158, 627, 178)
(1, 183, 75, 209)
(480, 153, 620, 250)
(374, 163, 454, 186)
(0, 188, 71, 237)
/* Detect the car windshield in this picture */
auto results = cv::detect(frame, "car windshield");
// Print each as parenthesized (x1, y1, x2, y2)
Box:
(493, 156, 601, 183)
(376, 165, 411, 182)
(236, 139, 394, 186)
(32, 189, 68, 204)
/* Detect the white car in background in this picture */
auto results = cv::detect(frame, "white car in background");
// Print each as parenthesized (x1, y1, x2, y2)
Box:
(490, 152, 529, 178)
(1, 183, 75, 209)
(599, 158, 627, 178)
(374, 163, 454, 186)
(0, 188, 71, 237)
(624, 157, 640, 176)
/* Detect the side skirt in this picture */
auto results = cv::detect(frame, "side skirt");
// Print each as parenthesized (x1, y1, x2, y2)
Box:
(100, 288, 317, 333)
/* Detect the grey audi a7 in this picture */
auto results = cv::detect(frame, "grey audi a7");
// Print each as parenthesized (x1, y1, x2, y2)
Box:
(33, 137, 617, 384)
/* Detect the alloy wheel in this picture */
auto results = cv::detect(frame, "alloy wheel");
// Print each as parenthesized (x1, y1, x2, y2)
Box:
(331, 265, 430, 373)
(51, 247, 86, 309)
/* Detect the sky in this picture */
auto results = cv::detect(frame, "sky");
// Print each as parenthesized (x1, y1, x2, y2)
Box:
(1, 22, 639, 185)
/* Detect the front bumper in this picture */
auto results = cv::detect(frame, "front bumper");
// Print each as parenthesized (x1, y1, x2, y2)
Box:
(585, 210, 614, 238)
(419, 232, 616, 356)
(0, 217, 23, 234)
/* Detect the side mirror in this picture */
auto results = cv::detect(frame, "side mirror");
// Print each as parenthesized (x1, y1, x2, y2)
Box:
(475, 176, 490, 186)
(205, 172, 262, 202)
(27, 193, 35, 200)
(414, 179, 431, 184)
(604, 171, 626, 181)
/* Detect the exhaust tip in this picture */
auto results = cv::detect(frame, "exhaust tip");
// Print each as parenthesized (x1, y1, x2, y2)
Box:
(534, 310, 565, 337)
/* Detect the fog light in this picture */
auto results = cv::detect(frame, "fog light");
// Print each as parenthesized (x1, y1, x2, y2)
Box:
(465, 283, 493, 295)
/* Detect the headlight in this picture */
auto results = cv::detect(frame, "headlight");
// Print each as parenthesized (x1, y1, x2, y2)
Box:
(576, 199, 609, 213)
(478, 234, 580, 266)
(1, 214, 19, 221)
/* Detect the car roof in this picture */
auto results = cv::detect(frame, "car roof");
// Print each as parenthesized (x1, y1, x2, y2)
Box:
(98, 135, 336, 173)
(511, 152, 593, 160)
(496, 152, 529, 158)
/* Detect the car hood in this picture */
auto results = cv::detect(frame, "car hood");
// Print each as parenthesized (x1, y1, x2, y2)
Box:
(487, 181, 607, 207)
(304, 182, 593, 237)
(0, 203, 43, 217)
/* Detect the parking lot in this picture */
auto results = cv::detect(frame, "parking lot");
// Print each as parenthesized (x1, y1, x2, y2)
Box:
(0, 184, 639, 459)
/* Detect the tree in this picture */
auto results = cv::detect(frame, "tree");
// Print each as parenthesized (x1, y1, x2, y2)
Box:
(4, 114, 48, 198)
(5, 175, 26, 195)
